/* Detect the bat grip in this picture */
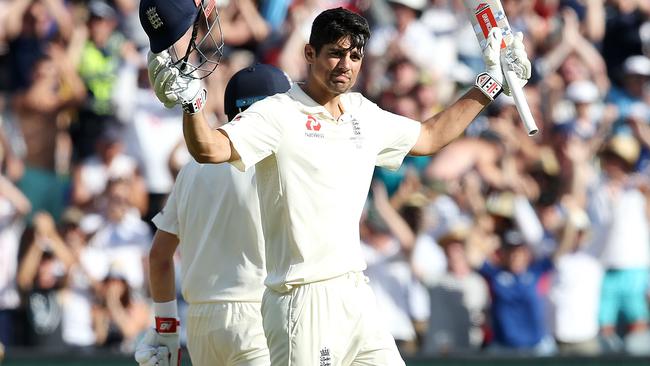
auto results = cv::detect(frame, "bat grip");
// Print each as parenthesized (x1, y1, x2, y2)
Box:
(504, 70, 538, 136)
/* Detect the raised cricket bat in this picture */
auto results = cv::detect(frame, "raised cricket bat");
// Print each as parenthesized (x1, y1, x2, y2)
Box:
(463, 1, 539, 136)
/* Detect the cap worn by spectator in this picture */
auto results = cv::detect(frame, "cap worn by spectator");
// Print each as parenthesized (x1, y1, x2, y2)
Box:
(566, 80, 599, 104)
(622, 55, 650, 77)
(224, 64, 292, 121)
(89, 0, 118, 19)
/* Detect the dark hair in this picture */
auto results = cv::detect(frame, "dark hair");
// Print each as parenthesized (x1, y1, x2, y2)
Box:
(309, 7, 370, 55)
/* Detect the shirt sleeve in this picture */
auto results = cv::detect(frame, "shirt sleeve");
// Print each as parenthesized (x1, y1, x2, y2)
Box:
(219, 101, 283, 172)
(371, 104, 421, 171)
(152, 169, 181, 236)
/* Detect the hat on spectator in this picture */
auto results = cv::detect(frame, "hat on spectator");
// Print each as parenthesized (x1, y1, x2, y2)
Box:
(601, 135, 640, 166)
(438, 223, 470, 247)
(89, 0, 117, 19)
(224, 64, 292, 121)
(623, 55, 650, 76)
(389, 0, 427, 11)
(486, 191, 515, 218)
(566, 80, 599, 104)
(61, 207, 85, 227)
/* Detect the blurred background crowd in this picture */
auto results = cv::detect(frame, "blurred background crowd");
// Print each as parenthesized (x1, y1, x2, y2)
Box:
(0, 0, 649, 360)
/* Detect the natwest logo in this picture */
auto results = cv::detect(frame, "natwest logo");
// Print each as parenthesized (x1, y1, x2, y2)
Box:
(306, 115, 321, 131)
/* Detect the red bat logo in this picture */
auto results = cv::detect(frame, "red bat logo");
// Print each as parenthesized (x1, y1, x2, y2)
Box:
(475, 3, 507, 49)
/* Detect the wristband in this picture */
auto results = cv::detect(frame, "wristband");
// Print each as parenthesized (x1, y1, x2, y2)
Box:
(182, 88, 207, 114)
(475, 72, 503, 101)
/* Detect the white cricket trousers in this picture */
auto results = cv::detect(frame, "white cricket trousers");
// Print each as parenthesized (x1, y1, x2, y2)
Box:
(186, 302, 270, 366)
(261, 272, 405, 366)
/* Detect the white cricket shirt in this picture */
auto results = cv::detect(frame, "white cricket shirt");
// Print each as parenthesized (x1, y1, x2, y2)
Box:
(220, 84, 421, 292)
(153, 160, 266, 303)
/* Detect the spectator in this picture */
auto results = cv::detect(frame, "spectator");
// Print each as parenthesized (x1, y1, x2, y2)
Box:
(421, 223, 490, 355)
(473, 229, 558, 356)
(72, 0, 139, 160)
(549, 201, 603, 356)
(606, 55, 650, 135)
(16, 212, 76, 348)
(0, 175, 31, 347)
(4, 0, 73, 91)
(585, 135, 650, 355)
(93, 269, 150, 353)
(84, 178, 151, 293)
(367, 0, 438, 75)
(361, 182, 429, 356)
(12, 45, 85, 224)
(602, 0, 650, 83)
(71, 124, 147, 215)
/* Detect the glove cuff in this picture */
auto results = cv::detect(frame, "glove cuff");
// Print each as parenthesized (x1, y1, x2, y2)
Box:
(182, 88, 207, 114)
(475, 72, 503, 101)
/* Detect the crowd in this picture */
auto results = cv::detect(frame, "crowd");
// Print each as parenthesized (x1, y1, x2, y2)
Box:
(0, 0, 649, 359)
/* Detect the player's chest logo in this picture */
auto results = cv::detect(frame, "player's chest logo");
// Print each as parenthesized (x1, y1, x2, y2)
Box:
(341, 114, 364, 149)
(304, 115, 325, 139)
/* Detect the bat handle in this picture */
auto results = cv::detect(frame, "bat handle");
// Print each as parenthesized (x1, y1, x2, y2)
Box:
(504, 70, 538, 136)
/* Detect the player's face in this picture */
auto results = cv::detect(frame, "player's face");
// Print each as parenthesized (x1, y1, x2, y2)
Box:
(307, 36, 363, 95)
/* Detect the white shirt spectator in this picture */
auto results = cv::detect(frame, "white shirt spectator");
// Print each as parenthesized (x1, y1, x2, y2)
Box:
(123, 89, 184, 194)
(85, 211, 151, 289)
(411, 234, 447, 285)
(362, 239, 429, 342)
(367, 21, 439, 73)
(551, 250, 603, 343)
(0, 198, 21, 310)
(588, 181, 650, 268)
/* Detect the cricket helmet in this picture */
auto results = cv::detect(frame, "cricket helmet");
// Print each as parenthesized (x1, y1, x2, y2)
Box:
(139, 0, 224, 79)
(224, 64, 292, 121)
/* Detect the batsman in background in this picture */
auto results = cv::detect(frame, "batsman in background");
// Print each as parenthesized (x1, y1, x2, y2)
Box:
(133, 64, 291, 366)
(141, 1, 531, 365)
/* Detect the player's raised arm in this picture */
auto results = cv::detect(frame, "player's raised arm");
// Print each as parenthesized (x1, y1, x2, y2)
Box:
(140, 0, 238, 164)
(410, 27, 531, 156)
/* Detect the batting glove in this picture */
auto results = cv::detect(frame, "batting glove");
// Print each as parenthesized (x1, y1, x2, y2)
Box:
(502, 31, 532, 95)
(134, 301, 181, 366)
(147, 51, 207, 114)
(477, 27, 505, 100)
(478, 28, 532, 100)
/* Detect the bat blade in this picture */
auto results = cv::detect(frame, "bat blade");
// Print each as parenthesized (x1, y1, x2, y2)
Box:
(463, 1, 539, 136)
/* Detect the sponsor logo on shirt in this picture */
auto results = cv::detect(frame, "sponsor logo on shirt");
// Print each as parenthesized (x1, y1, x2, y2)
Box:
(320, 347, 331, 366)
(306, 115, 321, 131)
(305, 115, 324, 139)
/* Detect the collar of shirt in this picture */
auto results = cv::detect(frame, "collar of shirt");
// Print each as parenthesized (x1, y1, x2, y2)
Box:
(287, 83, 353, 123)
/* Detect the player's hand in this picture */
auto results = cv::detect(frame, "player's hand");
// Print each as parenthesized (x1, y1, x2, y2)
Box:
(134, 321, 181, 366)
(482, 28, 532, 96)
(501, 31, 532, 95)
(147, 51, 206, 114)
